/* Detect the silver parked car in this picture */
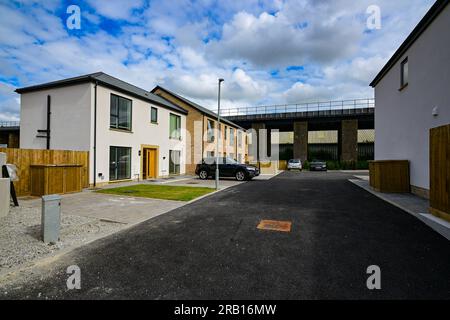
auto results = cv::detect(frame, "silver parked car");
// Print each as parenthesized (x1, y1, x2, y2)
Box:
(287, 159, 302, 171)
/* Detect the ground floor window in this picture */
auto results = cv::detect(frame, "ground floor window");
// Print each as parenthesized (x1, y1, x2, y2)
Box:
(169, 150, 181, 175)
(238, 153, 242, 163)
(110, 146, 131, 180)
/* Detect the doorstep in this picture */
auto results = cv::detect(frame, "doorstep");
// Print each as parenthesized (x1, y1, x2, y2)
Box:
(349, 178, 450, 241)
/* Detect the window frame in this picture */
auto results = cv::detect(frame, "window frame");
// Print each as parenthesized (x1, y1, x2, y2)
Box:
(229, 127, 234, 146)
(150, 107, 158, 124)
(207, 119, 215, 142)
(169, 150, 181, 175)
(109, 146, 132, 181)
(238, 131, 242, 147)
(110, 94, 132, 131)
(169, 113, 182, 140)
(400, 57, 408, 90)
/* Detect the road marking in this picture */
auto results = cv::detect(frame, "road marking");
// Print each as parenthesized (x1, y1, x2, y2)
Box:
(257, 220, 292, 232)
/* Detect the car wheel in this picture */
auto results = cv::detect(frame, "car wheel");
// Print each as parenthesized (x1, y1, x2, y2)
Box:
(235, 170, 246, 181)
(199, 170, 208, 180)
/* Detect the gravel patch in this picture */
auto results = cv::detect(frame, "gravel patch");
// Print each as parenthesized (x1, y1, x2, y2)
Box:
(0, 203, 123, 277)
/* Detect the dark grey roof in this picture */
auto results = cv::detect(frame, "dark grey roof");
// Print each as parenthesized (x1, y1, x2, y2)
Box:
(370, 0, 449, 87)
(15, 72, 188, 114)
(151, 85, 244, 130)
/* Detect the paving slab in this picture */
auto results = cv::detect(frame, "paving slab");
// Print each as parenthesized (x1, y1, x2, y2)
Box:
(54, 192, 184, 225)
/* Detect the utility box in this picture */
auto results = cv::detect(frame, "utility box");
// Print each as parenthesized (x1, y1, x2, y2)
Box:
(0, 178, 10, 218)
(41, 194, 61, 244)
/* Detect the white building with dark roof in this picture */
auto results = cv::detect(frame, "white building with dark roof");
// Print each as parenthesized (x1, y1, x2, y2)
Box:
(370, 0, 450, 199)
(16, 72, 188, 186)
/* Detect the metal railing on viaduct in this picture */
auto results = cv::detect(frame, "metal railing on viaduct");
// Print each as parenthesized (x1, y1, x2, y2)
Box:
(0, 121, 20, 128)
(221, 98, 374, 120)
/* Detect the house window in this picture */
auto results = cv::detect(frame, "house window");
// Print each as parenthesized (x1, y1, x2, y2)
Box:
(110, 94, 132, 131)
(400, 57, 408, 88)
(169, 150, 181, 175)
(169, 113, 181, 139)
(151, 107, 158, 123)
(224, 126, 227, 140)
(109, 146, 131, 181)
(206, 151, 215, 158)
(229, 128, 234, 146)
(229, 153, 235, 160)
(238, 153, 242, 163)
(238, 131, 242, 147)
(207, 119, 215, 142)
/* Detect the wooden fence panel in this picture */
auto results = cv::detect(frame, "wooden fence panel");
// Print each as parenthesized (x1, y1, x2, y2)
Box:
(368, 160, 410, 193)
(429, 124, 450, 222)
(0, 148, 89, 196)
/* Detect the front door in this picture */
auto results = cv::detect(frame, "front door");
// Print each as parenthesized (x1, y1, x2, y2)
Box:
(145, 148, 157, 179)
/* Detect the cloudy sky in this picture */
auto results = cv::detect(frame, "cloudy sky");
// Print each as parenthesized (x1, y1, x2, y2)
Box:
(0, 0, 435, 121)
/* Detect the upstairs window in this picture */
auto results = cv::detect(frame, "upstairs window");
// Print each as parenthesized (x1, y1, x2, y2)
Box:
(169, 113, 181, 139)
(110, 94, 132, 131)
(400, 57, 408, 89)
(229, 128, 234, 146)
(207, 119, 215, 142)
(151, 107, 158, 123)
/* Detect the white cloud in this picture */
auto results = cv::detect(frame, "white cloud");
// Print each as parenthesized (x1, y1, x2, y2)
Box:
(0, 0, 437, 121)
(85, 0, 145, 20)
(207, 7, 361, 67)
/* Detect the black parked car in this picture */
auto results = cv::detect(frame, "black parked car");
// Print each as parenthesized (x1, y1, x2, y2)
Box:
(309, 159, 327, 171)
(195, 157, 260, 181)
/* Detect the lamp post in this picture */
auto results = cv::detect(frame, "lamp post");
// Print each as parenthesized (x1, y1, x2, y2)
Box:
(215, 78, 224, 190)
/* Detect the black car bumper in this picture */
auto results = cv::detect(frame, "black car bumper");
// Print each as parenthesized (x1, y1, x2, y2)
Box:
(248, 169, 260, 177)
(310, 166, 327, 171)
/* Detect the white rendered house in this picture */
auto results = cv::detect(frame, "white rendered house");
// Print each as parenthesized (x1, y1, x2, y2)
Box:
(16, 72, 187, 186)
(370, 0, 450, 198)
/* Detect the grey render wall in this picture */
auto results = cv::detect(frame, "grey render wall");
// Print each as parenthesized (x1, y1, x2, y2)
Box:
(374, 5, 450, 190)
(19, 83, 92, 151)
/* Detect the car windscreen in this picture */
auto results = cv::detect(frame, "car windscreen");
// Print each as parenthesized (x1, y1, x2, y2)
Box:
(289, 159, 300, 163)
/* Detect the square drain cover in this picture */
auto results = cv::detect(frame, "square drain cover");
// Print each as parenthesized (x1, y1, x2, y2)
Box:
(257, 220, 292, 232)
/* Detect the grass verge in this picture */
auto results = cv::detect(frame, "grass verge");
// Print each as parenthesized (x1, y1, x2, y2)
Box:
(96, 184, 215, 201)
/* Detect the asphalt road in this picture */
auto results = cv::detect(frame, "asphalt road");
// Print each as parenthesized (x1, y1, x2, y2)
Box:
(2, 171, 450, 299)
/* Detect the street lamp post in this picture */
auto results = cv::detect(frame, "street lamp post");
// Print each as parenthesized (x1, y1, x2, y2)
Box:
(215, 78, 224, 190)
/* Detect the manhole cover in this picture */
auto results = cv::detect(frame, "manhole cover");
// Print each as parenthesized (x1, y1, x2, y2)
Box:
(257, 220, 292, 232)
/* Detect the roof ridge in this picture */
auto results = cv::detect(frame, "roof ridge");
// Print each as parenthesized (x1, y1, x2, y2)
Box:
(152, 85, 244, 130)
(370, 0, 449, 87)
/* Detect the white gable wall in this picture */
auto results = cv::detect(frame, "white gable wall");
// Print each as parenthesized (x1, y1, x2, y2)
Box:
(19, 83, 92, 151)
(374, 5, 450, 191)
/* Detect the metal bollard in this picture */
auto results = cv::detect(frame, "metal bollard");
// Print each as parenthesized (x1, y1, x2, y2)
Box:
(41, 194, 61, 244)
(0, 178, 9, 218)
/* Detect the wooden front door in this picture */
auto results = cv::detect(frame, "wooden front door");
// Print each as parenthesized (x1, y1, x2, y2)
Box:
(145, 148, 157, 179)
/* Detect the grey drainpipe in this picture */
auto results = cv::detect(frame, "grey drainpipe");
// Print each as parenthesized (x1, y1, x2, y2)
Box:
(46, 95, 51, 149)
(93, 81, 98, 187)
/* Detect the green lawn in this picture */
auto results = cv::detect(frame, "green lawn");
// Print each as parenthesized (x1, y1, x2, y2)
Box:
(96, 184, 215, 201)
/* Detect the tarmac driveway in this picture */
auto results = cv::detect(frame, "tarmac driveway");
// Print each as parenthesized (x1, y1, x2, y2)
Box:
(1, 171, 450, 299)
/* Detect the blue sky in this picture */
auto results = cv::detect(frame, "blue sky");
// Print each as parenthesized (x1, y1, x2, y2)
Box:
(0, 0, 435, 121)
